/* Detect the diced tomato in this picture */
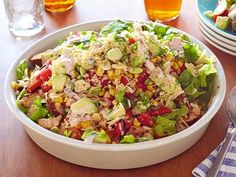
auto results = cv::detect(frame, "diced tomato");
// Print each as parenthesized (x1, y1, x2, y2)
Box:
(106, 129, 120, 143)
(138, 112, 154, 127)
(213, 10, 229, 22)
(26, 79, 43, 93)
(114, 120, 125, 136)
(149, 105, 171, 116)
(67, 127, 82, 140)
(124, 118, 133, 131)
(125, 92, 136, 101)
(36, 67, 52, 82)
(129, 37, 136, 44)
(41, 84, 52, 92)
(120, 75, 129, 85)
(126, 108, 133, 118)
(101, 77, 110, 86)
(136, 70, 149, 90)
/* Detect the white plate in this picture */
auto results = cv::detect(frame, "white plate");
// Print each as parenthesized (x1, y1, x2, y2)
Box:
(4, 20, 226, 169)
(199, 26, 236, 56)
(199, 19, 236, 47)
(197, 0, 236, 41)
(200, 22, 236, 51)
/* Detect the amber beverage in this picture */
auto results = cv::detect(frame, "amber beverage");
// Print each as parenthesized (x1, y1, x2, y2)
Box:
(44, 0, 76, 12)
(144, 0, 182, 22)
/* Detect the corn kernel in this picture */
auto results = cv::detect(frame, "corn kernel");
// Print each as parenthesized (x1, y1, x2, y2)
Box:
(54, 96, 63, 104)
(11, 81, 19, 90)
(99, 89, 105, 97)
(109, 88, 115, 96)
(165, 53, 173, 61)
(147, 85, 154, 91)
(78, 121, 91, 129)
(112, 99, 118, 106)
(126, 73, 133, 78)
(114, 69, 122, 76)
(177, 60, 183, 68)
(150, 57, 157, 63)
(64, 96, 69, 103)
(146, 90, 153, 98)
(107, 70, 114, 79)
(96, 66, 104, 77)
(152, 100, 159, 107)
(133, 118, 141, 127)
(134, 74, 139, 78)
(92, 113, 102, 123)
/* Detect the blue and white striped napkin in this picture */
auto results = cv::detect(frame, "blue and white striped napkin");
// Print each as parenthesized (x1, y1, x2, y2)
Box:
(192, 125, 236, 177)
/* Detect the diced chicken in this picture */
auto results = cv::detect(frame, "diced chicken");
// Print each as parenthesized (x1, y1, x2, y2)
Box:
(169, 37, 182, 50)
(20, 90, 45, 108)
(37, 116, 62, 129)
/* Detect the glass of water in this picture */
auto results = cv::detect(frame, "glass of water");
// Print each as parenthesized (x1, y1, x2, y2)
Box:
(4, 0, 44, 37)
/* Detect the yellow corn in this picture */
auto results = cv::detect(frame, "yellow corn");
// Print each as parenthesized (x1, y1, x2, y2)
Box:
(151, 56, 162, 63)
(99, 89, 106, 97)
(134, 74, 139, 79)
(64, 96, 69, 103)
(78, 121, 91, 129)
(177, 60, 183, 68)
(11, 81, 19, 90)
(133, 118, 141, 127)
(107, 70, 114, 79)
(92, 113, 102, 123)
(146, 90, 154, 98)
(112, 99, 118, 106)
(54, 96, 63, 104)
(152, 100, 159, 107)
(114, 69, 122, 76)
(109, 88, 116, 96)
(126, 73, 133, 78)
(147, 85, 154, 91)
(165, 53, 173, 61)
(96, 66, 104, 77)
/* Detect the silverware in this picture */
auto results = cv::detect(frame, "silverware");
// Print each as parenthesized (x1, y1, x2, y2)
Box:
(207, 86, 236, 177)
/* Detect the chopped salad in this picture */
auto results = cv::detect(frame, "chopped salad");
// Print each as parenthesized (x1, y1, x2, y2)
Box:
(204, 0, 236, 31)
(12, 20, 217, 144)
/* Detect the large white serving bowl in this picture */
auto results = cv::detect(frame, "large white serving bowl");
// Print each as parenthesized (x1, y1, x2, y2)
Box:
(5, 20, 226, 169)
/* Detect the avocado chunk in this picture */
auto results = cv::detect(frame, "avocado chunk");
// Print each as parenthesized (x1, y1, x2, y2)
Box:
(51, 75, 67, 92)
(107, 47, 122, 63)
(131, 56, 146, 67)
(107, 103, 126, 121)
(146, 40, 162, 56)
(216, 16, 230, 30)
(71, 98, 98, 114)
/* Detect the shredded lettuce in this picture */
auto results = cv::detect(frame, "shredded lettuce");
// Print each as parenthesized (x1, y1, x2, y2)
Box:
(155, 116, 176, 137)
(159, 103, 189, 120)
(100, 20, 133, 36)
(178, 70, 193, 89)
(183, 43, 201, 63)
(16, 60, 27, 80)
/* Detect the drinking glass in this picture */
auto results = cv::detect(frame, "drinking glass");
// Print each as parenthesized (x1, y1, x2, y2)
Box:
(4, 0, 44, 37)
(144, 0, 182, 22)
(44, 0, 76, 12)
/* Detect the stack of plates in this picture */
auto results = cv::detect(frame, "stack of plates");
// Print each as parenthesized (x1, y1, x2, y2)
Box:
(197, 0, 236, 56)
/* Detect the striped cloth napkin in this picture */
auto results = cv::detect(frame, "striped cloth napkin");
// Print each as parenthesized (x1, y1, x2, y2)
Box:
(192, 125, 236, 177)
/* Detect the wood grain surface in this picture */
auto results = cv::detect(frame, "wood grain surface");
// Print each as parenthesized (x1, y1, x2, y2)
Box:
(1, 0, 236, 177)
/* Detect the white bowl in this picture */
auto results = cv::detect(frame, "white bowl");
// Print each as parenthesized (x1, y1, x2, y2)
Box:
(4, 20, 226, 169)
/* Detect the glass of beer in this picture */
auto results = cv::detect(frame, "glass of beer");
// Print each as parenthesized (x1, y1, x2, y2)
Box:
(44, 0, 76, 12)
(144, 0, 182, 22)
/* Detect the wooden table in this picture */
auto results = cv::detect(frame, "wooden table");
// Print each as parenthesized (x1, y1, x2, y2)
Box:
(1, 0, 235, 176)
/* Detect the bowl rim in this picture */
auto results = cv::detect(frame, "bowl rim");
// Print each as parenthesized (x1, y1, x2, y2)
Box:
(4, 19, 226, 151)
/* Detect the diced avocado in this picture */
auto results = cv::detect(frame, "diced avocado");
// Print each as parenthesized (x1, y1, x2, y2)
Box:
(71, 98, 98, 114)
(131, 56, 146, 67)
(88, 85, 101, 96)
(204, 10, 214, 19)
(107, 103, 126, 121)
(107, 47, 122, 63)
(213, 0, 227, 15)
(146, 40, 162, 56)
(128, 67, 143, 74)
(216, 16, 230, 30)
(51, 75, 67, 92)
(93, 130, 111, 144)
(79, 67, 86, 77)
(120, 135, 135, 143)
(51, 60, 66, 75)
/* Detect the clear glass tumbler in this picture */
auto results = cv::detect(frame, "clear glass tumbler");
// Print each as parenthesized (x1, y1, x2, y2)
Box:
(4, 0, 44, 37)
